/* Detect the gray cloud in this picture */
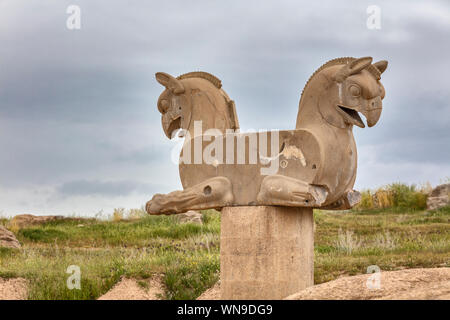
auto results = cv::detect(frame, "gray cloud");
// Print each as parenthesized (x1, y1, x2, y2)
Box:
(0, 0, 449, 215)
(56, 179, 155, 197)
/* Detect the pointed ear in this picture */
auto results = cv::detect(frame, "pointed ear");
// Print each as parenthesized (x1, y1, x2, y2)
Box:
(334, 57, 373, 82)
(155, 72, 185, 94)
(373, 60, 388, 74)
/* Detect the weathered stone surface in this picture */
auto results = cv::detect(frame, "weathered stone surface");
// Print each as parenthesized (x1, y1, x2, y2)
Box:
(427, 184, 450, 210)
(220, 206, 314, 300)
(0, 226, 21, 249)
(198, 268, 450, 300)
(144, 58, 388, 301)
(177, 210, 203, 225)
(146, 57, 388, 215)
(8, 214, 65, 229)
(285, 268, 450, 300)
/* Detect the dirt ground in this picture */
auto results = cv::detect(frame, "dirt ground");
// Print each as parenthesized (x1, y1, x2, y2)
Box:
(197, 268, 450, 300)
(0, 278, 28, 300)
(97, 275, 165, 300)
(285, 268, 450, 300)
(197, 281, 221, 300)
(2, 268, 449, 300)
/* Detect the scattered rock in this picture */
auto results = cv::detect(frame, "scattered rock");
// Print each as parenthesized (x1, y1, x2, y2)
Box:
(427, 184, 450, 210)
(0, 278, 28, 300)
(285, 268, 450, 300)
(177, 210, 203, 225)
(198, 268, 450, 300)
(197, 282, 221, 300)
(98, 276, 165, 300)
(0, 226, 21, 249)
(8, 214, 65, 229)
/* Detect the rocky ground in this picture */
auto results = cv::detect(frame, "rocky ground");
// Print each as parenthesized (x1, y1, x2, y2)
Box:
(196, 268, 450, 300)
(0, 199, 448, 300)
(286, 268, 450, 300)
(0, 278, 28, 300)
(0, 226, 21, 249)
(2, 268, 448, 300)
(98, 275, 165, 300)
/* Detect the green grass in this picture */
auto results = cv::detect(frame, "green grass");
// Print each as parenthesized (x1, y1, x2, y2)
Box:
(0, 209, 220, 300)
(0, 206, 448, 300)
(313, 205, 450, 283)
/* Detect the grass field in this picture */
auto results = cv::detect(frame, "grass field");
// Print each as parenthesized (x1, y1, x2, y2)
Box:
(0, 205, 449, 300)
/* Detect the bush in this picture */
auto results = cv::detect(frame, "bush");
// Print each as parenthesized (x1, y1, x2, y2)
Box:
(358, 190, 374, 210)
(354, 183, 428, 211)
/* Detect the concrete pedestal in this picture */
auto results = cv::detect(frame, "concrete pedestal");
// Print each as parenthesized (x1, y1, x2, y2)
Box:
(220, 206, 314, 300)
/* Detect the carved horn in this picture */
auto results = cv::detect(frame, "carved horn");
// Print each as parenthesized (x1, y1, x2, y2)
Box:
(155, 72, 185, 94)
(334, 57, 373, 82)
(373, 60, 388, 74)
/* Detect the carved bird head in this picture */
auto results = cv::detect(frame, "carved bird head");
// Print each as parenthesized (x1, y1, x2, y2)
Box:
(334, 57, 387, 128)
(318, 57, 388, 129)
(155, 72, 189, 138)
(155, 71, 238, 139)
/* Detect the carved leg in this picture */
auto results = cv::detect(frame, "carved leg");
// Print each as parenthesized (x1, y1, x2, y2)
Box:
(146, 176, 234, 215)
(320, 190, 361, 210)
(257, 174, 328, 207)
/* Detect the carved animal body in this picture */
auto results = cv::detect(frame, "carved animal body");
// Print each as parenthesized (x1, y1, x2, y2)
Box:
(146, 57, 388, 214)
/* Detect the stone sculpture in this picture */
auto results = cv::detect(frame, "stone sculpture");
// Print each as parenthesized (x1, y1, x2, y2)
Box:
(146, 57, 388, 215)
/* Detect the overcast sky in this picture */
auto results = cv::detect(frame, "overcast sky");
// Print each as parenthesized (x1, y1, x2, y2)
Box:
(0, 0, 449, 216)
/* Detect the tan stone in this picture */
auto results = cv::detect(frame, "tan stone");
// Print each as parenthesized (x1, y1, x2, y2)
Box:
(220, 206, 314, 300)
(285, 268, 450, 300)
(0, 225, 21, 249)
(427, 184, 450, 210)
(0, 278, 28, 300)
(97, 276, 164, 300)
(197, 281, 221, 300)
(146, 57, 388, 215)
(144, 58, 388, 300)
(177, 210, 203, 225)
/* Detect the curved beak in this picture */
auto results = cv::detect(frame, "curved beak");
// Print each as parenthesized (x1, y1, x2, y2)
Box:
(361, 96, 382, 127)
(337, 96, 382, 128)
(162, 114, 181, 139)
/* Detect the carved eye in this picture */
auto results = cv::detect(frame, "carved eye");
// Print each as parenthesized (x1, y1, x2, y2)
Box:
(160, 99, 169, 113)
(349, 85, 361, 97)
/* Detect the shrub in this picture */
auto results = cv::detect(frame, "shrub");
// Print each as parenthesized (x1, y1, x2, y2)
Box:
(354, 183, 428, 211)
(112, 208, 125, 222)
(358, 190, 374, 210)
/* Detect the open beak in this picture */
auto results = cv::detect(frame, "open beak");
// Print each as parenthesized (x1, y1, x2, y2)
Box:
(337, 96, 382, 128)
(337, 105, 366, 128)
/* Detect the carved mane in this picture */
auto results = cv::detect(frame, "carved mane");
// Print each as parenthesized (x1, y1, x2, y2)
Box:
(176, 71, 239, 131)
(177, 71, 222, 89)
(300, 57, 381, 102)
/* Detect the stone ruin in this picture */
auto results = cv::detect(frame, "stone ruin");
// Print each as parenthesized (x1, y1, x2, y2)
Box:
(146, 57, 388, 299)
